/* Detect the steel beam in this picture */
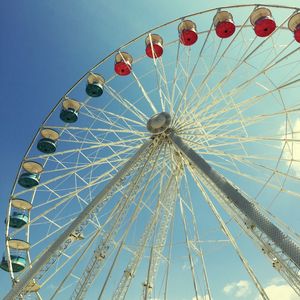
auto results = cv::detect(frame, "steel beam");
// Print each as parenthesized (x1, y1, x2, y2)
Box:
(170, 132, 300, 269)
(4, 141, 151, 300)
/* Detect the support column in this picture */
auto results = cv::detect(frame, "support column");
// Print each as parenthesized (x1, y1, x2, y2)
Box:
(169, 132, 300, 269)
(4, 141, 152, 300)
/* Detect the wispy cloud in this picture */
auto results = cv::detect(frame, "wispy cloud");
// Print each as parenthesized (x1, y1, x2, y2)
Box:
(255, 282, 298, 300)
(280, 118, 300, 175)
(223, 280, 251, 298)
(192, 295, 210, 300)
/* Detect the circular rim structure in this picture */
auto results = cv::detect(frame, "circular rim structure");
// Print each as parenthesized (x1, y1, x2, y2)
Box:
(3, 4, 300, 300)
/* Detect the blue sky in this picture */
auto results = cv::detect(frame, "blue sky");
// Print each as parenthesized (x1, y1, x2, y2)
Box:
(1, 1, 300, 299)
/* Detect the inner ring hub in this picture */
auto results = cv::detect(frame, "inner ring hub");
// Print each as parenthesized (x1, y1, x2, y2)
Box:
(147, 112, 171, 134)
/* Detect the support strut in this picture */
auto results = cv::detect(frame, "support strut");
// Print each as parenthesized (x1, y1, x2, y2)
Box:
(169, 131, 300, 293)
(4, 141, 152, 300)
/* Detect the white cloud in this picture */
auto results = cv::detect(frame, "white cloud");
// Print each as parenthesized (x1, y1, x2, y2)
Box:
(182, 262, 189, 271)
(192, 295, 210, 300)
(256, 283, 298, 300)
(223, 277, 298, 300)
(223, 280, 251, 298)
(281, 118, 300, 175)
(268, 277, 285, 285)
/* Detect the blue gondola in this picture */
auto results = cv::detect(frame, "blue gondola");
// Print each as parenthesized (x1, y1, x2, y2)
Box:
(60, 107, 79, 123)
(0, 255, 27, 272)
(37, 138, 57, 153)
(86, 82, 103, 97)
(18, 161, 43, 189)
(60, 98, 80, 123)
(18, 172, 39, 188)
(86, 73, 105, 97)
(8, 212, 29, 229)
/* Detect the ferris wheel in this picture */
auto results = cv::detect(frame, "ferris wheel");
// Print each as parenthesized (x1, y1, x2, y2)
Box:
(2, 4, 300, 299)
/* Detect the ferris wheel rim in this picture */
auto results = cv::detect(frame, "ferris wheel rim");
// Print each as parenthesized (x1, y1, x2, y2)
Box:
(3, 3, 300, 299)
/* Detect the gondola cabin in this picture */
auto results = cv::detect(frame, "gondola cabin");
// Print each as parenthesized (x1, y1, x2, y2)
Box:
(213, 11, 236, 38)
(0, 239, 30, 273)
(178, 20, 198, 46)
(145, 34, 164, 58)
(37, 128, 59, 154)
(114, 52, 133, 76)
(60, 97, 81, 123)
(18, 161, 43, 189)
(288, 13, 300, 43)
(8, 199, 32, 229)
(86, 73, 105, 97)
(250, 7, 276, 37)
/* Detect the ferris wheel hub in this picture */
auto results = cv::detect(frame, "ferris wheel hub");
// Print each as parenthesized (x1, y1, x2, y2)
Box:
(147, 112, 171, 134)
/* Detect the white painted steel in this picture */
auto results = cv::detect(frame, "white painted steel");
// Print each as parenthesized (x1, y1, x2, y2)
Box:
(3, 141, 151, 300)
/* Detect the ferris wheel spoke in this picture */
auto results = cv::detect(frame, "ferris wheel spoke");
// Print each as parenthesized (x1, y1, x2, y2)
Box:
(145, 35, 173, 113)
(130, 68, 158, 115)
(162, 207, 176, 300)
(48, 228, 105, 300)
(171, 24, 219, 127)
(5, 5, 300, 299)
(99, 187, 167, 298)
(24, 181, 135, 253)
(189, 167, 270, 299)
(10, 154, 146, 243)
(47, 125, 147, 137)
(174, 14, 253, 127)
(143, 155, 181, 299)
(112, 163, 177, 299)
(192, 146, 295, 166)
(185, 12, 296, 120)
(179, 47, 194, 117)
(181, 170, 213, 300)
(206, 147, 300, 187)
(27, 137, 144, 161)
(83, 103, 146, 128)
(79, 110, 144, 138)
(171, 132, 300, 292)
(193, 85, 288, 129)
(79, 106, 144, 138)
(205, 149, 296, 195)
(171, 20, 215, 127)
(189, 78, 300, 135)
(185, 132, 300, 145)
(202, 42, 299, 114)
(204, 158, 300, 203)
(169, 37, 194, 116)
(155, 56, 173, 112)
(178, 196, 201, 299)
(105, 84, 148, 122)
(14, 145, 140, 199)
(181, 105, 300, 135)
(108, 148, 170, 300)
(149, 55, 167, 112)
(171, 44, 204, 125)
(184, 41, 295, 124)
(194, 58, 294, 126)
(38, 231, 97, 290)
(5, 141, 154, 299)
(70, 141, 164, 300)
